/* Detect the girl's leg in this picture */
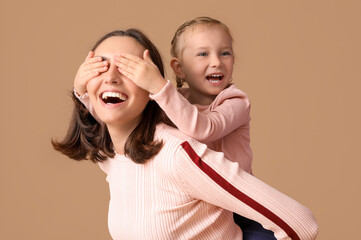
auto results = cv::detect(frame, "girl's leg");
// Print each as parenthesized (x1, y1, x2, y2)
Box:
(234, 213, 277, 240)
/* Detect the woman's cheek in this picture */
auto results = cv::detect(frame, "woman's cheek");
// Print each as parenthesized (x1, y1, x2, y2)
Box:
(87, 76, 102, 93)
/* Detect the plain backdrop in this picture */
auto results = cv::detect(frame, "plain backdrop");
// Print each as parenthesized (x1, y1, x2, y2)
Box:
(1, 0, 360, 239)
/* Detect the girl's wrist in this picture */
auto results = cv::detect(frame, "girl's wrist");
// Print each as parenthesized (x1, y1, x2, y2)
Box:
(151, 77, 167, 94)
(73, 88, 88, 99)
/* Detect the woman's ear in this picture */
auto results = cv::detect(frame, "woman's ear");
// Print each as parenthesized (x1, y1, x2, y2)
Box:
(170, 58, 186, 79)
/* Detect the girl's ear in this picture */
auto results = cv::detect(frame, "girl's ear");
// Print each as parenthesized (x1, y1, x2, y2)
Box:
(170, 58, 186, 79)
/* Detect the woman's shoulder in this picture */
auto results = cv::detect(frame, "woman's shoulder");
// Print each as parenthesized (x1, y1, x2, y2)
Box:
(155, 123, 191, 143)
(153, 124, 194, 170)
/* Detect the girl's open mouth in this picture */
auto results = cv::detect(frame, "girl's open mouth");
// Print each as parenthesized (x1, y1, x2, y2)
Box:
(206, 74, 224, 83)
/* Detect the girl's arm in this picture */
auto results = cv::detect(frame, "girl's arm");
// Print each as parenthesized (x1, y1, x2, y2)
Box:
(152, 81, 250, 142)
(73, 51, 108, 122)
(115, 51, 250, 142)
(174, 139, 318, 240)
(74, 51, 108, 96)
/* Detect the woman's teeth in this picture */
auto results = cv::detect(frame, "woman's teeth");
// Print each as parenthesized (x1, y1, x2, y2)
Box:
(102, 92, 127, 104)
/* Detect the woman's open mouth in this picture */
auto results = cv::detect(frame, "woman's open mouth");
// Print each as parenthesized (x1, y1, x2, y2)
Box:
(101, 92, 128, 104)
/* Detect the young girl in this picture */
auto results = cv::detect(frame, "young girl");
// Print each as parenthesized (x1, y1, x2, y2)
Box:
(112, 17, 274, 239)
(55, 28, 318, 240)
(114, 17, 253, 172)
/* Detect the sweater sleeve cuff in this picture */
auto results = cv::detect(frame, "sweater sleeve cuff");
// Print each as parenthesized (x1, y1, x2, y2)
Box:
(73, 88, 88, 99)
(149, 80, 171, 100)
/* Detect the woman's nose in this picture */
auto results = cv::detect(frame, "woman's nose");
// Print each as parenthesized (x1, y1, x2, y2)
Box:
(104, 65, 121, 84)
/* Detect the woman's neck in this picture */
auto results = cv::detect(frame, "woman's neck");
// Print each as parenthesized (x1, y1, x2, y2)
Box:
(106, 120, 139, 155)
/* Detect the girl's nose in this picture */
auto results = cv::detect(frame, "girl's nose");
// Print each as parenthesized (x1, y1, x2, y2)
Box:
(210, 55, 221, 67)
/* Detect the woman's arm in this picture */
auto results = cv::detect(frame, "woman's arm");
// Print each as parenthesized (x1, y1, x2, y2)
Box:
(174, 139, 318, 240)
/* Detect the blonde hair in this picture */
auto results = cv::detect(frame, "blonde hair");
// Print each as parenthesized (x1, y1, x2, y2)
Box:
(170, 17, 233, 87)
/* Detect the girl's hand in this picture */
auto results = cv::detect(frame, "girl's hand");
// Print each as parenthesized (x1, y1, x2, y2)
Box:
(74, 51, 109, 96)
(114, 50, 167, 94)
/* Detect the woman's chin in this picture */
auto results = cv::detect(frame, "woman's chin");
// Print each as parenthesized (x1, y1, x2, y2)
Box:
(96, 114, 121, 126)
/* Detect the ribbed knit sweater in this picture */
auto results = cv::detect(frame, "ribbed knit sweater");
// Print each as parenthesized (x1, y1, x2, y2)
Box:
(98, 124, 318, 240)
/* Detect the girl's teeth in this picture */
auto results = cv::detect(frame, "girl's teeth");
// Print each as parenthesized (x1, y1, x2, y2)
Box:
(206, 74, 223, 83)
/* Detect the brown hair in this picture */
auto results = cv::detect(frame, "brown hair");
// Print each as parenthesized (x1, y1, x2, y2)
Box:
(52, 29, 165, 164)
(170, 16, 233, 87)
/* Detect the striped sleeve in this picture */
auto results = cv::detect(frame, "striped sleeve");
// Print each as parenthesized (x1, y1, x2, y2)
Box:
(175, 140, 318, 240)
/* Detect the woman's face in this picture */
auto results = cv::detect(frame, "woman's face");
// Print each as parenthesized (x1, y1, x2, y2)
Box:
(87, 36, 149, 129)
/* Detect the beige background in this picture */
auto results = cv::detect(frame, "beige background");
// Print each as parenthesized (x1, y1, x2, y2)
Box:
(1, 0, 360, 239)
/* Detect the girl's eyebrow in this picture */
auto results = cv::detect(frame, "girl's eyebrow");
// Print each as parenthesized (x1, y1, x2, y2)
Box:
(222, 47, 234, 52)
(193, 47, 208, 51)
(194, 46, 233, 51)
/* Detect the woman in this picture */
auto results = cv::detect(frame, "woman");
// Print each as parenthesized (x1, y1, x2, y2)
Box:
(53, 29, 318, 239)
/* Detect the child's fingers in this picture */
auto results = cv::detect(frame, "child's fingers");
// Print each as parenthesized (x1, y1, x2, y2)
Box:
(83, 51, 105, 66)
(118, 67, 134, 80)
(83, 61, 108, 71)
(114, 58, 137, 72)
(114, 54, 143, 69)
(85, 51, 95, 60)
(89, 66, 108, 74)
(83, 71, 100, 81)
(115, 60, 132, 69)
(85, 56, 105, 65)
(81, 66, 108, 80)
(118, 52, 143, 63)
(143, 50, 152, 62)
(117, 62, 134, 76)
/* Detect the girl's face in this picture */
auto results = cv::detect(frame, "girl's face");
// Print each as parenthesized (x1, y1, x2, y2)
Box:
(87, 36, 149, 129)
(178, 25, 234, 105)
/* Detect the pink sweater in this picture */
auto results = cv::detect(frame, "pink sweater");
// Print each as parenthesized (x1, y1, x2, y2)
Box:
(99, 124, 318, 240)
(150, 81, 253, 173)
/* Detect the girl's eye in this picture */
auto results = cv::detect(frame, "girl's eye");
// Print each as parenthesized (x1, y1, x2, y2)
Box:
(222, 51, 232, 56)
(198, 52, 208, 57)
